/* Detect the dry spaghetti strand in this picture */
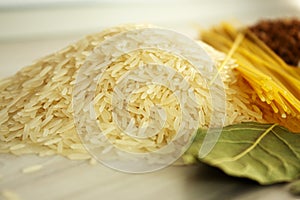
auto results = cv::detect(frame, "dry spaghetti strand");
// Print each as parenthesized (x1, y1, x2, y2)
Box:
(201, 23, 300, 120)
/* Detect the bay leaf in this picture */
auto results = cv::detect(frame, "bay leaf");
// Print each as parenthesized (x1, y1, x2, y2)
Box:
(183, 122, 300, 185)
(289, 179, 300, 196)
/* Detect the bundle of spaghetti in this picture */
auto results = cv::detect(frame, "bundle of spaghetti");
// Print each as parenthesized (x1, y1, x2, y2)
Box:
(201, 23, 300, 132)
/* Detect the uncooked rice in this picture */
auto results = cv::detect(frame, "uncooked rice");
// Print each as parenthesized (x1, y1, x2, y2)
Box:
(0, 24, 282, 162)
(21, 164, 43, 174)
(1, 189, 21, 200)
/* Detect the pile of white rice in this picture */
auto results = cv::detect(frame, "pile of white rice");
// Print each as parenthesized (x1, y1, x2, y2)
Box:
(0, 24, 267, 163)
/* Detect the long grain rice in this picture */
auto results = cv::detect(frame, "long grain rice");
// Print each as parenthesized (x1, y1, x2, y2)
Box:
(22, 164, 43, 174)
(1, 189, 21, 200)
(0, 24, 276, 162)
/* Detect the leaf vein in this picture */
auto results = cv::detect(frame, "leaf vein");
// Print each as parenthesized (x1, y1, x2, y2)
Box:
(217, 140, 253, 144)
(271, 129, 300, 160)
(212, 124, 277, 165)
(258, 143, 289, 174)
(248, 150, 270, 174)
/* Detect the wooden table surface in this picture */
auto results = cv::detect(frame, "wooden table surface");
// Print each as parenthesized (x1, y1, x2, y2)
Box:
(0, 1, 300, 199)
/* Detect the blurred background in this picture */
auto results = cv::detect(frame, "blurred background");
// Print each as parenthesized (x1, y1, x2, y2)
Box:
(1, 0, 300, 40)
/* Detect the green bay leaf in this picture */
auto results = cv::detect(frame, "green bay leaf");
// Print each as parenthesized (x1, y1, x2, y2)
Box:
(183, 122, 300, 185)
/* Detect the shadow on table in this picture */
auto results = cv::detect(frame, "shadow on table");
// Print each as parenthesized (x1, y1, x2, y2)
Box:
(182, 163, 285, 200)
